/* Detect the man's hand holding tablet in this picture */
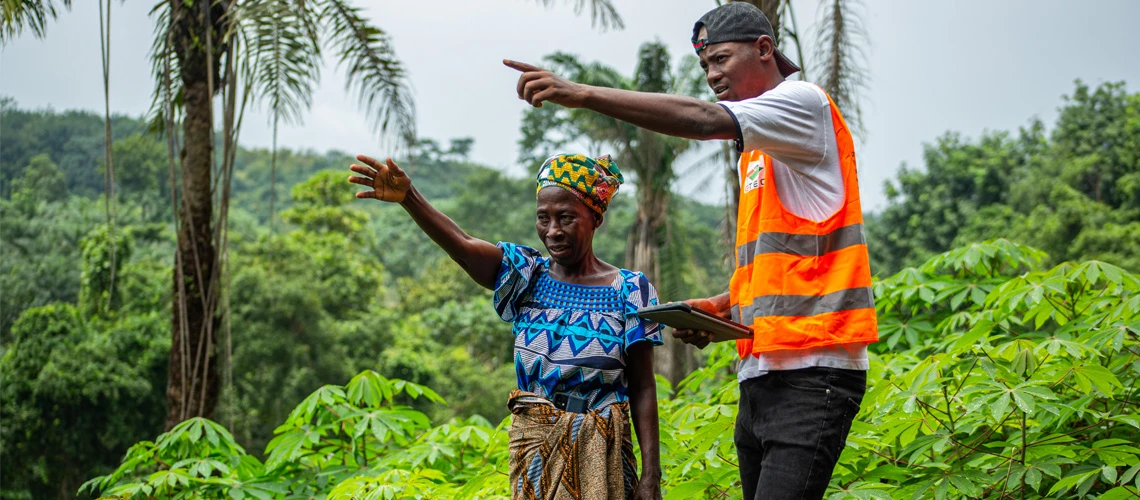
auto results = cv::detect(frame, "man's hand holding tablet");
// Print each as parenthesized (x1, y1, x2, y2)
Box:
(638, 293, 745, 349)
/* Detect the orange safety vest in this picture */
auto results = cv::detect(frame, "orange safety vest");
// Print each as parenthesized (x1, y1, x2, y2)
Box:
(731, 90, 879, 358)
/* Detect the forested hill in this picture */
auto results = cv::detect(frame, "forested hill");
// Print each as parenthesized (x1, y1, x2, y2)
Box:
(0, 97, 549, 217)
(6, 77, 1136, 281)
(866, 81, 1140, 274)
(2, 80, 1137, 498)
(0, 95, 732, 498)
(0, 96, 729, 241)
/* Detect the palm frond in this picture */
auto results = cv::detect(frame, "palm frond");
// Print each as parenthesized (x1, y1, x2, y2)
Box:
(811, 0, 870, 137)
(241, 0, 321, 127)
(322, 0, 415, 149)
(777, 0, 808, 81)
(552, 53, 636, 149)
(634, 41, 671, 94)
(234, 0, 321, 222)
(672, 54, 714, 101)
(545, 52, 626, 90)
(543, 44, 698, 183)
(522, 52, 638, 163)
(534, 0, 623, 32)
(0, 0, 71, 42)
(518, 104, 574, 165)
(677, 143, 729, 183)
(145, 1, 182, 134)
(516, 53, 591, 165)
(544, 52, 586, 78)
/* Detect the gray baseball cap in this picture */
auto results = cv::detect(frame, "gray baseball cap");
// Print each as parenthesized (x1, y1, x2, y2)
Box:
(692, 2, 801, 77)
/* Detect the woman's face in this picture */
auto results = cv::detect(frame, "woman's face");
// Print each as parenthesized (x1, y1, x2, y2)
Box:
(536, 187, 599, 268)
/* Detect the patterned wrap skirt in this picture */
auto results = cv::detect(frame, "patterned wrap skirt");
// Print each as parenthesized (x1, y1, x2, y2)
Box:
(507, 390, 639, 500)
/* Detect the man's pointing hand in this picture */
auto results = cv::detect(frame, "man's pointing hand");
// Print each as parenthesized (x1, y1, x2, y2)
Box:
(504, 59, 587, 109)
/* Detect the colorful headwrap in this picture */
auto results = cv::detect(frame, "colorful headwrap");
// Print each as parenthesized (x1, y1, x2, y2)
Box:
(535, 154, 624, 215)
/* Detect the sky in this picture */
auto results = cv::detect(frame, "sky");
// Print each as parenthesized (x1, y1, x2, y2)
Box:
(2, 0, 1139, 211)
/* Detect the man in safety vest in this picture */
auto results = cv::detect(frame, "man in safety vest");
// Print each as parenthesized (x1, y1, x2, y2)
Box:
(505, 3, 877, 498)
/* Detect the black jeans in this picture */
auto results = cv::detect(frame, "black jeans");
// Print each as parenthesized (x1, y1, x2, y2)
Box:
(735, 367, 866, 500)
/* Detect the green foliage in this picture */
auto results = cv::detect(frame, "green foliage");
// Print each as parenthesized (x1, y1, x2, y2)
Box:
(106, 134, 170, 221)
(79, 224, 133, 318)
(0, 192, 90, 337)
(9, 153, 66, 211)
(222, 222, 386, 451)
(107, 134, 167, 198)
(280, 169, 369, 234)
(868, 81, 1140, 275)
(81, 241, 1140, 499)
(7, 90, 1137, 498)
(373, 317, 516, 424)
(217, 165, 516, 455)
(656, 198, 733, 301)
(448, 167, 541, 250)
(1, 302, 169, 500)
(80, 371, 510, 500)
(0, 100, 143, 198)
(0, 104, 545, 497)
(839, 240, 1140, 499)
(395, 258, 487, 315)
(0, 204, 170, 497)
(232, 148, 351, 222)
(1052, 82, 1140, 209)
(1069, 222, 1140, 272)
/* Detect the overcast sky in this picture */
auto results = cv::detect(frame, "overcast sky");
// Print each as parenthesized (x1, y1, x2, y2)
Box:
(2, 0, 1139, 210)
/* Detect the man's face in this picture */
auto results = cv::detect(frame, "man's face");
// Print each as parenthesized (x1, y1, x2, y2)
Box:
(536, 187, 598, 268)
(697, 26, 772, 101)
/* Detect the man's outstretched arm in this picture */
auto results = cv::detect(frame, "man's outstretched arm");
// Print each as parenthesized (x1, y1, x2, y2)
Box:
(505, 59, 737, 142)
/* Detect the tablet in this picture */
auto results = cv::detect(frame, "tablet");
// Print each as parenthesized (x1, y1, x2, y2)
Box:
(636, 302, 752, 342)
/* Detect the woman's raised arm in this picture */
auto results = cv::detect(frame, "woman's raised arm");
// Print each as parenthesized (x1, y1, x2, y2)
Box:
(349, 155, 503, 289)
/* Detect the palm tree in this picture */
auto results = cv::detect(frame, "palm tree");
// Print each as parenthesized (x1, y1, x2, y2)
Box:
(0, 0, 69, 40)
(150, 0, 628, 430)
(140, 0, 421, 430)
(517, 2, 871, 382)
(519, 42, 713, 383)
(708, 0, 868, 250)
(2, 0, 624, 429)
(808, 0, 869, 134)
(727, 0, 868, 131)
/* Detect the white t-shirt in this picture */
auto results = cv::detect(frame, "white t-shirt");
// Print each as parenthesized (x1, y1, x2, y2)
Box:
(719, 80, 868, 381)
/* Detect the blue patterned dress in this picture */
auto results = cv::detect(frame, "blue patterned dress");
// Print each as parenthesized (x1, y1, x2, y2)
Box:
(494, 242, 663, 410)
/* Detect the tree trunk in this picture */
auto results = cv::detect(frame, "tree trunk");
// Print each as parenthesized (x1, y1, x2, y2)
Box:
(736, 0, 782, 35)
(729, 0, 778, 254)
(724, 145, 741, 249)
(165, 0, 225, 430)
(625, 165, 694, 386)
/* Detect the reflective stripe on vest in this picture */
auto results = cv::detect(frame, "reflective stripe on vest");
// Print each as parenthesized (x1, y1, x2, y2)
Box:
(730, 87, 879, 357)
(736, 224, 866, 265)
(731, 286, 874, 319)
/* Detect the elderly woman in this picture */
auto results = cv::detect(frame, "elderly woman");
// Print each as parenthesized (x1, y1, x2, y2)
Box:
(348, 153, 663, 500)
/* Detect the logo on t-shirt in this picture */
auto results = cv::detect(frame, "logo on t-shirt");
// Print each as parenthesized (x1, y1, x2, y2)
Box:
(744, 157, 764, 193)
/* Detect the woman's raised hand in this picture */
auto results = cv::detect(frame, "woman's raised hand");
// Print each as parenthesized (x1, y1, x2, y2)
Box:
(348, 155, 412, 203)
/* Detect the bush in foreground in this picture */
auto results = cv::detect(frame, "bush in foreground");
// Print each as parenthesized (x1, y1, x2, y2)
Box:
(83, 240, 1139, 499)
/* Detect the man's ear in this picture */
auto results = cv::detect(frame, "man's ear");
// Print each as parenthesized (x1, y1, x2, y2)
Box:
(594, 213, 604, 229)
(755, 35, 775, 60)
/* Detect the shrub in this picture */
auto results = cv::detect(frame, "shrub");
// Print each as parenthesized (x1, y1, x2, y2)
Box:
(83, 241, 1140, 499)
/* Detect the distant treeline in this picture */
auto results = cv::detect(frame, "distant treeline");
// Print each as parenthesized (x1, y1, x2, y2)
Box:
(1, 79, 1136, 498)
(865, 81, 1140, 274)
(0, 95, 730, 499)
